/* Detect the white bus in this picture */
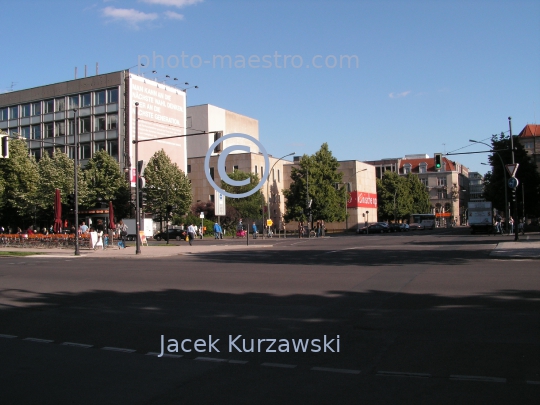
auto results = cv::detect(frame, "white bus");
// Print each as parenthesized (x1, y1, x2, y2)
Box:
(410, 214, 436, 230)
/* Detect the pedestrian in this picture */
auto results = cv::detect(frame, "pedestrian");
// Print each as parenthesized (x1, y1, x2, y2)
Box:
(315, 220, 321, 237)
(508, 216, 514, 235)
(298, 221, 303, 238)
(95, 219, 104, 250)
(187, 223, 196, 246)
(252, 223, 258, 239)
(79, 221, 89, 234)
(518, 218, 525, 235)
(495, 214, 502, 234)
(213, 222, 222, 239)
(117, 220, 128, 249)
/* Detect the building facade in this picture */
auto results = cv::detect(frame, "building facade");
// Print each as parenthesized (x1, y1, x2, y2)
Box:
(517, 124, 540, 172)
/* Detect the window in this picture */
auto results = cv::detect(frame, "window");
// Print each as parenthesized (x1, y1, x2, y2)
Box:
(403, 164, 411, 174)
(210, 195, 215, 203)
(67, 119, 74, 135)
(68, 95, 78, 109)
(66, 146, 74, 159)
(95, 91, 106, 105)
(272, 169, 275, 181)
(80, 117, 91, 133)
(32, 102, 41, 116)
(437, 190, 447, 199)
(10, 106, 18, 119)
(55, 121, 65, 136)
(44, 122, 54, 138)
(419, 163, 427, 173)
(233, 165, 239, 171)
(95, 115, 106, 132)
(107, 114, 118, 130)
(0, 107, 7, 121)
(420, 178, 428, 187)
(81, 93, 91, 107)
(255, 165, 258, 174)
(278, 169, 280, 182)
(213, 131, 222, 153)
(437, 177, 447, 186)
(209, 167, 215, 180)
(80, 143, 91, 159)
(44, 99, 54, 113)
(21, 104, 31, 117)
(107, 88, 118, 104)
(21, 126, 30, 139)
(94, 141, 106, 152)
(44, 148, 54, 157)
(32, 125, 41, 139)
(31, 149, 41, 160)
(107, 140, 118, 159)
(55, 98, 65, 112)
(187, 164, 191, 173)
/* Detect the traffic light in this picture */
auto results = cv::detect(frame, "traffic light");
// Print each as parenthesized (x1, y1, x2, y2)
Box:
(67, 193, 75, 206)
(0, 134, 8, 158)
(434, 153, 442, 169)
(139, 191, 147, 207)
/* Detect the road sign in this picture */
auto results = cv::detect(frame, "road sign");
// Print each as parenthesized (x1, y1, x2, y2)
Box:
(214, 191, 226, 216)
(508, 177, 519, 189)
(505, 163, 519, 177)
(266, 219, 273, 227)
(199, 212, 205, 218)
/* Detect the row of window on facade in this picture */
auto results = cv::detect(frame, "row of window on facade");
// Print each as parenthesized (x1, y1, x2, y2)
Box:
(30, 140, 119, 161)
(7, 115, 118, 139)
(0, 88, 118, 121)
(403, 162, 446, 174)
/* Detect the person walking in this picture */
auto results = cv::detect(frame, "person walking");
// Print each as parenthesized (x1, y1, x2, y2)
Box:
(213, 222, 222, 239)
(117, 220, 127, 249)
(187, 223, 196, 246)
(508, 216, 514, 235)
(252, 223, 258, 239)
(298, 221, 303, 238)
(95, 219, 104, 250)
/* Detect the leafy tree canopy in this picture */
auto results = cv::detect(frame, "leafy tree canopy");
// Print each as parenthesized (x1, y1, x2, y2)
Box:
(220, 170, 263, 221)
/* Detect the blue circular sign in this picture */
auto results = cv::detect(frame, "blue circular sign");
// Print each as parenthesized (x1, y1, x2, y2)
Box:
(508, 177, 519, 189)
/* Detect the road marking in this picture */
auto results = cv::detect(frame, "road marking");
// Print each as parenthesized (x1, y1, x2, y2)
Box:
(0, 334, 17, 339)
(450, 375, 506, 383)
(195, 357, 227, 362)
(101, 347, 136, 353)
(61, 342, 93, 348)
(311, 367, 361, 374)
(24, 337, 54, 343)
(146, 352, 183, 358)
(261, 362, 297, 369)
(377, 371, 431, 378)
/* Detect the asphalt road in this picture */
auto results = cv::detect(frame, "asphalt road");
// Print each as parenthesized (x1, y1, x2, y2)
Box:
(1, 228, 539, 404)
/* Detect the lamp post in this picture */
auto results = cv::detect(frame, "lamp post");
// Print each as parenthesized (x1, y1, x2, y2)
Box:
(264, 152, 295, 238)
(508, 117, 518, 241)
(134, 102, 141, 254)
(73, 108, 80, 256)
(471, 139, 509, 232)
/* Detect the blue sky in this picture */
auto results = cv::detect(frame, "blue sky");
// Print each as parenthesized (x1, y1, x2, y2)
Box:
(1, 0, 539, 174)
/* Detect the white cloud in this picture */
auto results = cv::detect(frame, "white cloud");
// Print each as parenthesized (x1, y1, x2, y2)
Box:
(389, 91, 411, 99)
(102, 6, 158, 24)
(164, 10, 185, 20)
(140, 0, 203, 8)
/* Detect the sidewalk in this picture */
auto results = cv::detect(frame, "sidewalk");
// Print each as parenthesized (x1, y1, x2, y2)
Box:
(490, 241, 540, 259)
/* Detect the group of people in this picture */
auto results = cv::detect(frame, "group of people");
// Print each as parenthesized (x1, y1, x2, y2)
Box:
(494, 214, 525, 235)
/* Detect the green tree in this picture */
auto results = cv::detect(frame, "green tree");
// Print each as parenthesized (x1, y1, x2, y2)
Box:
(483, 133, 540, 217)
(220, 170, 263, 221)
(283, 143, 346, 224)
(83, 150, 130, 218)
(143, 149, 192, 221)
(376, 172, 413, 221)
(406, 173, 431, 214)
(0, 138, 40, 229)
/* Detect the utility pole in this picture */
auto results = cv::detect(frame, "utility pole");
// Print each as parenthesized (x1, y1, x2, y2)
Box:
(509, 117, 519, 241)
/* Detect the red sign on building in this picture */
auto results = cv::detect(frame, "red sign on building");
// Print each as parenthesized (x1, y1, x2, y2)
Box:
(347, 191, 378, 208)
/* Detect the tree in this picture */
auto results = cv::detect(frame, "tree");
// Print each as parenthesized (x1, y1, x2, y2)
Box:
(83, 150, 130, 218)
(220, 170, 263, 221)
(376, 172, 413, 221)
(406, 173, 431, 214)
(0, 138, 40, 229)
(143, 149, 192, 221)
(283, 143, 346, 224)
(483, 133, 540, 217)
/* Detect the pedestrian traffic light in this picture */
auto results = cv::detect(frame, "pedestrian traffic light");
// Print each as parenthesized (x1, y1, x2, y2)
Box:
(0, 134, 9, 158)
(434, 153, 442, 169)
(67, 193, 75, 206)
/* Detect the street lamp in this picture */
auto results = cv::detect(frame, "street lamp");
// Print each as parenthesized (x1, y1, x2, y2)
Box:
(264, 152, 295, 238)
(471, 139, 508, 232)
(73, 108, 80, 256)
(135, 102, 141, 254)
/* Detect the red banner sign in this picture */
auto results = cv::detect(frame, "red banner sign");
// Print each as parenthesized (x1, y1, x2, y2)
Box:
(347, 192, 378, 208)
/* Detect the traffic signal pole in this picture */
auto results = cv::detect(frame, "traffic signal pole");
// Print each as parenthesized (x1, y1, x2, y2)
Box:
(135, 103, 141, 254)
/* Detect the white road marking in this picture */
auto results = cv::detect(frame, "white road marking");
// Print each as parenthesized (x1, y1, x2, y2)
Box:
(261, 362, 297, 369)
(101, 347, 136, 353)
(311, 367, 360, 374)
(377, 371, 431, 378)
(146, 352, 183, 358)
(23, 337, 53, 343)
(61, 342, 93, 348)
(450, 375, 506, 383)
(0, 334, 17, 338)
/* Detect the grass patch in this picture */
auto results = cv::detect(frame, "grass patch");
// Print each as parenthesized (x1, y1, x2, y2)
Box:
(0, 251, 47, 257)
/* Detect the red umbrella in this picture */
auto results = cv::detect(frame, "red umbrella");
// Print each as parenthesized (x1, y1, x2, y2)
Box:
(53, 188, 62, 233)
(108, 201, 115, 230)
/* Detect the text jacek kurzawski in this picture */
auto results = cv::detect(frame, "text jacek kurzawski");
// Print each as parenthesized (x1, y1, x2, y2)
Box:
(158, 335, 340, 357)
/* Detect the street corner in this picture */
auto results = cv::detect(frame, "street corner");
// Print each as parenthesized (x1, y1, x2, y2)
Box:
(490, 241, 540, 259)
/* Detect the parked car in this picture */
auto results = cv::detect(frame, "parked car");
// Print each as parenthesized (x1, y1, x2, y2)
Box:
(408, 223, 425, 230)
(389, 223, 410, 232)
(357, 223, 390, 234)
(154, 229, 187, 241)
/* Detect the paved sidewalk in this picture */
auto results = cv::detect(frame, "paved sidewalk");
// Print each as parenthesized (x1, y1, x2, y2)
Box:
(490, 240, 540, 259)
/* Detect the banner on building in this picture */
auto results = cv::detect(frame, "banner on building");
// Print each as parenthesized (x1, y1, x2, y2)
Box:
(347, 192, 378, 208)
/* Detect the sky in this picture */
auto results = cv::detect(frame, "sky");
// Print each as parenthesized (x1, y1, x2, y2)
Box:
(1, 0, 539, 175)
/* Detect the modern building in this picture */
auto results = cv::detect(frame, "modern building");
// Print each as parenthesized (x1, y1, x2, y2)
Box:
(365, 154, 470, 225)
(468, 172, 485, 202)
(517, 124, 540, 172)
(0, 70, 188, 188)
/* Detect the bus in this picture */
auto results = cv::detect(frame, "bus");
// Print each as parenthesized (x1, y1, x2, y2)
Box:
(410, 214, 436, 230)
